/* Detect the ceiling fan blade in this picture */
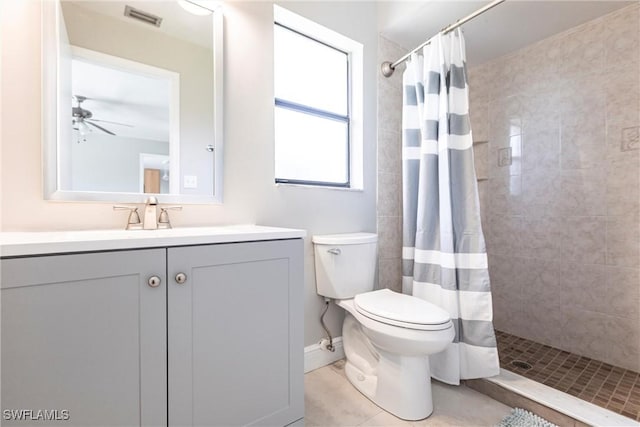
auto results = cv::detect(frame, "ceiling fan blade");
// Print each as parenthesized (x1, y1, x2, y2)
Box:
(85, 121, 116, 136)
(87, 118, 134, 127)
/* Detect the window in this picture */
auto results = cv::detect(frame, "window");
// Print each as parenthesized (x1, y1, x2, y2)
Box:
(274, 6, 363, 189)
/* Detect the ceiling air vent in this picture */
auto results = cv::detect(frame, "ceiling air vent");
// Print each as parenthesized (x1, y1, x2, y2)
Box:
(124, 5, 163, 27)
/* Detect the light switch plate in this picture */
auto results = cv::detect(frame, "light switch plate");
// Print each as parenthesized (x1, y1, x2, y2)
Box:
(183, 175, 198, 189)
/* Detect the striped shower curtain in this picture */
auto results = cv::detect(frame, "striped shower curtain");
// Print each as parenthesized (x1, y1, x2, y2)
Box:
(401, 29, 500, 385)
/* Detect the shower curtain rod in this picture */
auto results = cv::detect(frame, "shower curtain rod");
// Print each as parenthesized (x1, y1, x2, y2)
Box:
(381, 0, 506, 77)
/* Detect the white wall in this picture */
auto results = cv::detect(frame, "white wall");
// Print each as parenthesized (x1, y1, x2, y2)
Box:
(0, 0, 378, 347)
(70, 132, 168, 193)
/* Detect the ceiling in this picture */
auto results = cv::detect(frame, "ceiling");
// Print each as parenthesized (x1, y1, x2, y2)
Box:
(72, 58, 171, 142)
(63, 0, 210, 142)
(379, 1, 636, 66)
(65, 0, 214, 50)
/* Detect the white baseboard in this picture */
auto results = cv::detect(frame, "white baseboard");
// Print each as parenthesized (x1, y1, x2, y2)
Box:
(304, 337, 344, 373)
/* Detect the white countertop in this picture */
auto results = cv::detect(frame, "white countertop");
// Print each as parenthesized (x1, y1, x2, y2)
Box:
(0, 225, 307, 257)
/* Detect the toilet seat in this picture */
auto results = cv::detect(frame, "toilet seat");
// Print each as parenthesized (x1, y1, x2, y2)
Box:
(354, 289, 451, 331)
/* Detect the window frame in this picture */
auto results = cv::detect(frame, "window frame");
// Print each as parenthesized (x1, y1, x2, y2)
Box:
(273, 7, 363, 190)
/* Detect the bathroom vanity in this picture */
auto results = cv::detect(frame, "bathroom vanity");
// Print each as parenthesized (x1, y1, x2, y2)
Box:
(0, 226, 305, 427)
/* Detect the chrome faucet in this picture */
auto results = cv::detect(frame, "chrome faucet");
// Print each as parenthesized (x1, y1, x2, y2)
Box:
(143, 196, 159, 230)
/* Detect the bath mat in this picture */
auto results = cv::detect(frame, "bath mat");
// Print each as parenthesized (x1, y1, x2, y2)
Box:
(496, 408, 559, 427)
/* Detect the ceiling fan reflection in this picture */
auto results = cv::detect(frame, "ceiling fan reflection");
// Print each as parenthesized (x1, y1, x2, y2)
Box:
(72, 95, 133, 142)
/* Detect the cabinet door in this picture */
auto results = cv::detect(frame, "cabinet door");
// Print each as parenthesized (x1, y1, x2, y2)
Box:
(1, 249, 167, 427)
(168, 239, 304, 427)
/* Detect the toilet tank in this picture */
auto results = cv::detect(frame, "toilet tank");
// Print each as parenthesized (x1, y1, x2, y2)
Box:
(312, 233, 378, 299)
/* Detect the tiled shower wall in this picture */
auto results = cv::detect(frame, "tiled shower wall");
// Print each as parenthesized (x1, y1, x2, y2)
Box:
(468, 4, 640, 372)
(376, 36, 405, 292)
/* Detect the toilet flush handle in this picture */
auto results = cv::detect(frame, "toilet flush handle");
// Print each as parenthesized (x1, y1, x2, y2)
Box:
(327, 248, 341, 255)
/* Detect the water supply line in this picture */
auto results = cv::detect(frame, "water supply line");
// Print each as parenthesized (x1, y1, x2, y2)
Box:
(320, 297, 335, 352)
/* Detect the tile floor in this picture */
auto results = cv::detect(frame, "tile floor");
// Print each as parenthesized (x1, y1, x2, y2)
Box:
(304, 360, 511, 426)
(496, 330, 640, 421)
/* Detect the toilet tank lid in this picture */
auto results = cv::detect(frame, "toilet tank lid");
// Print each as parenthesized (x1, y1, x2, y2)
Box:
(312, 233, 377, 245)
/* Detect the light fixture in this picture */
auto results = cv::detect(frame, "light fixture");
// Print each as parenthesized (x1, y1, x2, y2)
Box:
(178, 0, 219, 16)
(77, 121, 90, 136)
(73, 119, 91, 143)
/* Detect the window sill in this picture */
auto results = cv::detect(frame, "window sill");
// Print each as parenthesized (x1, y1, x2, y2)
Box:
(275, 182, 364, 192)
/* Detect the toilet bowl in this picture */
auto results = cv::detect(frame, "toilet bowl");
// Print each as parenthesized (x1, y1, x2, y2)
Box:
(312, 233, 454, 420)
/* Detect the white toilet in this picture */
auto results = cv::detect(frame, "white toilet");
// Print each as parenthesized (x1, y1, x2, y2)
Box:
(312, 232, 455, 421)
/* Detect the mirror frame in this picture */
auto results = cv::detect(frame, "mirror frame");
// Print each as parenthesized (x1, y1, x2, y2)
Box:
(42, 0, 224, 204)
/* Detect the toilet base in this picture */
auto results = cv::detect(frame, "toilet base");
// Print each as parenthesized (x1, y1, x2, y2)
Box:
(344, 352, 433, 421)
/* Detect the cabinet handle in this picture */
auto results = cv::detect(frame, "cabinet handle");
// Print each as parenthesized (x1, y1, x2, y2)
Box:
(148, 276, 161, 288)
(175, 273, 187, 284)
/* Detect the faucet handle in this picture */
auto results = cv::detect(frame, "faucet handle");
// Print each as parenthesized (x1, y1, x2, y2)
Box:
(113, 206, 142, 230)
(158, 206, 182, 229)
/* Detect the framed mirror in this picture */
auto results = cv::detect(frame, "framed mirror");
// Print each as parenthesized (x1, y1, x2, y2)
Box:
(43, 0, 223, 204)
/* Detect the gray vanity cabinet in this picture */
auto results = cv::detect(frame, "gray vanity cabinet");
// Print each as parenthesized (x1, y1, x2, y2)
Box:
(1, 239, 304, 427)
(167, 239, 304, 426)
(1, 249, 168, 427)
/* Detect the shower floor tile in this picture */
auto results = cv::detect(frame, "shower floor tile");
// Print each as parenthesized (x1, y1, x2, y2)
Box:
(496, 330, 640, 421)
